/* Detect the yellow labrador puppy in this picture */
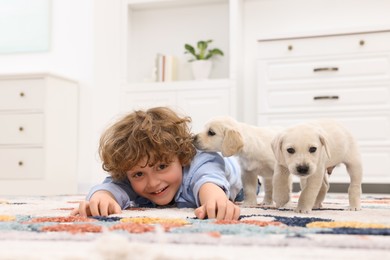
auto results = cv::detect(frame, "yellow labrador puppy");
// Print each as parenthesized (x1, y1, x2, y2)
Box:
(193, 116, 281, 206)
(271, 119, 362, 213)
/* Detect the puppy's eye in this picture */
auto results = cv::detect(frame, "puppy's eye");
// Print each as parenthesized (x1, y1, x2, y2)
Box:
(287, 148, 295, 154)
(208, 130, 216, 136)
(309, 147, 317, 153)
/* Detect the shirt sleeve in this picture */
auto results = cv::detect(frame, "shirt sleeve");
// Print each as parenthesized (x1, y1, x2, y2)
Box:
(86, 176, 136, 209)
(187, 152, 233, 207)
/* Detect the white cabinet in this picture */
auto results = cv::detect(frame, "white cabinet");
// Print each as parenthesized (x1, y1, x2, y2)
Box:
(121, 80, 233, 132)
(0, 73, 78, 195)
(256, 29, 390, 184)
(120, 0, 239, 130)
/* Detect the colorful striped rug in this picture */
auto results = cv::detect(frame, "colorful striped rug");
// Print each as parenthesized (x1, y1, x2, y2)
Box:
(0, 193, 389, 259)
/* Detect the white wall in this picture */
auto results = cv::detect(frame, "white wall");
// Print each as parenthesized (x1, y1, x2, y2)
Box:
(240, 0, 390, 124)
(81, 0, 123, 192)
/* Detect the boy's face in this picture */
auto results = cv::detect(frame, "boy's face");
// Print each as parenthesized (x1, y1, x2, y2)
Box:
(126, 156, 183, 206)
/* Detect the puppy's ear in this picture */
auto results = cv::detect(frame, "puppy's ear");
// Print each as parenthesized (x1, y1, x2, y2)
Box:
(221, 129, 243, 157)
(271, 132, 285, 164)
(318, 130, 331, 159)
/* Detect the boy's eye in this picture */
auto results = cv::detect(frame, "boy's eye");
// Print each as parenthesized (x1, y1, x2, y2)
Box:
(287, 148, 295, 154)
(157, 164, 168, 171)
(309, 147, 317, 153)
(208, 129, 216, 136)
(132, 172, 143, 178)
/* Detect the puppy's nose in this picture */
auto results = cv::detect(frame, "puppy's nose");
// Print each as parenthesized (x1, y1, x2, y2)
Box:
(296, 165, 309, 175)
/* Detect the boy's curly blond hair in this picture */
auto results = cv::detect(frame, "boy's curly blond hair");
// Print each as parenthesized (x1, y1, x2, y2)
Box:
(99, 107, 197, 181)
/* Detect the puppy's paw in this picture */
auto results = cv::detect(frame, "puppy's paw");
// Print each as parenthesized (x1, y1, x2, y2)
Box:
(348, 206, 361, 211)
(313, 203, 323, 209)
(259, 200, 274, 207)
(241, 199, 258, 207)
(294, 207, 312, 214)
(274, 201, 289, 209)
(273, 194, 290, 209)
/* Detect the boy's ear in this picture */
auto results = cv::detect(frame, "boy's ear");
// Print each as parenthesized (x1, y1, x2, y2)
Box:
(221, 129, 243, 157)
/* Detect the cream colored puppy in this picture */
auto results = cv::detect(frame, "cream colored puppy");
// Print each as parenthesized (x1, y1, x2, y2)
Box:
(193, 116, 281, 206)
(271, 119, 362, 213)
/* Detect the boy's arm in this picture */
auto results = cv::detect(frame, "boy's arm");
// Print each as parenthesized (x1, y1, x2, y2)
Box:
(71, 177, 137, 217)
(190, 152, 233, 207)
(195, 182, 240, 220)
(86, 176, 136, 209)
(71, 190, 121, 217)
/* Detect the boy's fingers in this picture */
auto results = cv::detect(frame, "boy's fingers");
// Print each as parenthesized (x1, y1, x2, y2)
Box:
(216, 200, 227, 220)
(104, 202, 120, 216)
(78, 201, 90, 217)
(111, 203, 122, 214)
(70, 208, 79, 216)
(233, 205, 240, 220)
(223, 203, 235, 220)
(89, 201, 101, 216)
(206, 204, 216, 219)
(99, 201, 109, 216)
(194, 205, 206, 219)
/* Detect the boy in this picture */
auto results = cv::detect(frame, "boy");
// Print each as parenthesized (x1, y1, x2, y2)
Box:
(72, 107, 242, 220)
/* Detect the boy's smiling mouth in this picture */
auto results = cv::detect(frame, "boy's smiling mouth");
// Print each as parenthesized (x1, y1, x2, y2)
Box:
(151, 186, 168, 195)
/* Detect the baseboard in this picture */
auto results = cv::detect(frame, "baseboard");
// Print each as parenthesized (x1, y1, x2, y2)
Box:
(292, 183, 390, 194)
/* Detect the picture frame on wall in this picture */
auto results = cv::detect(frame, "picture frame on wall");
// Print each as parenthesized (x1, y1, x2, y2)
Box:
(0, 0, 50, 54)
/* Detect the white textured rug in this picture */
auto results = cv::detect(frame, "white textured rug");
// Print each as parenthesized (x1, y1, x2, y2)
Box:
(0, 193, 389, 260)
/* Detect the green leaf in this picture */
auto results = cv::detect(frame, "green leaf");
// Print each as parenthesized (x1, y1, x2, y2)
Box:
(197, 41, 208, 51)
(184, 39, 223, 61)
(210, 48, 224, 56)
(184, 44, 196, 56)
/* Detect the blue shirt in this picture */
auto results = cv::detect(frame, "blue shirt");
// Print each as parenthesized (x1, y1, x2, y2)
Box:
(86, 151, 242, 209)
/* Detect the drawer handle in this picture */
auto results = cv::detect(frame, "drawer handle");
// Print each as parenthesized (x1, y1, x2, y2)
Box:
(19, 126, 24, 132)
(19, 92, 25, 97)
(313, 67, 339, 72)
(18, 161, 24, 166)
(313, 95, 339, 100)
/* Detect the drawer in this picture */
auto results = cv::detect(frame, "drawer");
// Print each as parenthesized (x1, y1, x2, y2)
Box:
(264, 56, 390, 82)
(257, 31, 390, 59)
(0, 114, 44, 145)
(0, 148, 44, 179)
(257, 113, 390, 144)
(0, 79, 45, 111)
(264, 85, 390, 111)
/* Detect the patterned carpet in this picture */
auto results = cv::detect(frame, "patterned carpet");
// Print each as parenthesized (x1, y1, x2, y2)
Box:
(0, 193, 389, 259)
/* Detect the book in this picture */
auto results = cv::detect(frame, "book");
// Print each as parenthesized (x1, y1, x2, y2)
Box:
(155, 54, 177, 82)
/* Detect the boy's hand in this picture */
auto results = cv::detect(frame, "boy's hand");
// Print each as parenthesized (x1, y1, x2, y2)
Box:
(70, 190, 121, 217)
(195, 183, 240, 220)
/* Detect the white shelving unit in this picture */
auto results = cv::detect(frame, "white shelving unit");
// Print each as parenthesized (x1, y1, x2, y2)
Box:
(119, 0, 241, 132)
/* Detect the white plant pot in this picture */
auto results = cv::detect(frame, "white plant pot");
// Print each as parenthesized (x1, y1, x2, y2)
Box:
(191, 60, 212, 80)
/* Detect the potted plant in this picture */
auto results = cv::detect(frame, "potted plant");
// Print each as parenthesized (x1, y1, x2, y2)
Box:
(184, 40, 224, 80)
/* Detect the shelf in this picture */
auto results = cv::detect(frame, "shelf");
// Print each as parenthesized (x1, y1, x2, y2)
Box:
(123, 78, 232, 91)
(123, 0, 230, 84)
(126, 0, 227, 10)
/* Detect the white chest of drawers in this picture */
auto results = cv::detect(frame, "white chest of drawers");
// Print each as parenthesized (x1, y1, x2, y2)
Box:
(256, 29, 390, 185)
(0, 73, 78, 195)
